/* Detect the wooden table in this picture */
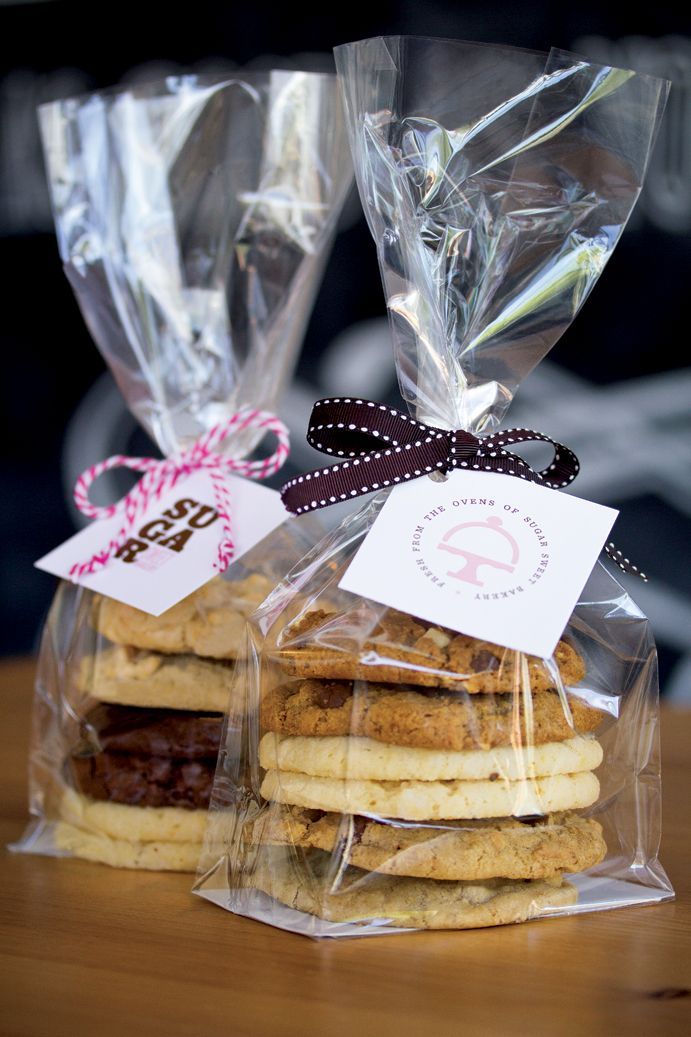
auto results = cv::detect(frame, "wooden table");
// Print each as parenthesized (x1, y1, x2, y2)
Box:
(1, 657, 689, 1037)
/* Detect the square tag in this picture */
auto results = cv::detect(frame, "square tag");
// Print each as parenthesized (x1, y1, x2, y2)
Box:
(339, 470, 618, 659)
(35, 470, 288, 616)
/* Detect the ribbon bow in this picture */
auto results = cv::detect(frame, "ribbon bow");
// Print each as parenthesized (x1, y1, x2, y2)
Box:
(281, 397, 645, 580)
(71, 408, 290, 579)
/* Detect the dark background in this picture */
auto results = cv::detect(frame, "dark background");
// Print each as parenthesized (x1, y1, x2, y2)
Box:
(1, 1, 689, 695)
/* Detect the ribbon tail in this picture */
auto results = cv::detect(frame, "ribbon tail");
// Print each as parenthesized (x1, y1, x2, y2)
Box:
(604, 542, 647, 581)
(208, 468, 235, 573)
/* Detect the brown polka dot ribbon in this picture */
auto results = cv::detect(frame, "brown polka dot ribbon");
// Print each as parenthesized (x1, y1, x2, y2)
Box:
(280, 397, 647, 581)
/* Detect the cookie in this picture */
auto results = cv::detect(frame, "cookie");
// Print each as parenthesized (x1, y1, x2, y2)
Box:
(259, 768, 600, 820)
(254, 805, 607, 881)
(249, 848, 578, 929)
(258, 732, 603, 781)
(273, 608, 585, 691)
(53, 821, 201, 871)
(70, 751, 217, 810)
(93, 573, 272, 658)
(73, 702, 223, 759)
(262, 679, 604, 752)
(77, 646, 234, 712)
(67, 702, 222, 810)
(59, 787, 208, 843)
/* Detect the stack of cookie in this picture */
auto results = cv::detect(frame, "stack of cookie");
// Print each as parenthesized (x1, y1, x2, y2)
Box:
(249, 606, 607, 930)
(55, 573, 271, 871)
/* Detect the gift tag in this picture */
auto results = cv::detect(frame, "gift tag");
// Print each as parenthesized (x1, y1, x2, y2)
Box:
(35, 471, 288, 615)
(339, 470, 618, 659)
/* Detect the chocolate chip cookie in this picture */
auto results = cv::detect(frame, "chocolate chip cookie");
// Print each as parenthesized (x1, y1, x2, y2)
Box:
(272, 607, 585, 691)
(261, 678, 605, 752)
(249, 848, 578, 929)
(254, 804, 607, 881)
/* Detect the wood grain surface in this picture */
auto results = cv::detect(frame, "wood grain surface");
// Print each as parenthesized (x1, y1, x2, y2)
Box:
(1, 656, 689, 1037)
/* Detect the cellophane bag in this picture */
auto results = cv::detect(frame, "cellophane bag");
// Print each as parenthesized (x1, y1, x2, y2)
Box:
(15, 71, 351, 871)
(193, 38, 674, 935)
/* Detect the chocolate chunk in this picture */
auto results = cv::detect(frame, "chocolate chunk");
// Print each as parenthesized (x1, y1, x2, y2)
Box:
(303, 809, 327, 823)
(489, 772, 499, 781)
(314, 682, 351, 709)
(470, 650, 500, 673)
(350, 816, 369, 844)
(284, 609, 332, 642)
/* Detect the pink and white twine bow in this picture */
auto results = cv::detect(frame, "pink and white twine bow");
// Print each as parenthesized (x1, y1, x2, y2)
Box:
(70, 409, 290, 579)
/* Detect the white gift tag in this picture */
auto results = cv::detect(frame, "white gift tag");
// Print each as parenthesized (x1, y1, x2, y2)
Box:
(35, 470, 288, 615)
(339, 470, 618, 659)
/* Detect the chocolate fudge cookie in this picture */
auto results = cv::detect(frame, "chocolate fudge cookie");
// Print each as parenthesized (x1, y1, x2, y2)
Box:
(68, 703, 222, 810)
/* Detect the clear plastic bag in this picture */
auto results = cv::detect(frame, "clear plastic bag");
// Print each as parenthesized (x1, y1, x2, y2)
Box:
(193, 39, 673, 934)
(40, 71, 351, 454)
(14, 71, 351, 870)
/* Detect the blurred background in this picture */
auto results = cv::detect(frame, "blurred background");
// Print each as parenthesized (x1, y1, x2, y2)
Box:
(1, 2, 689, 697)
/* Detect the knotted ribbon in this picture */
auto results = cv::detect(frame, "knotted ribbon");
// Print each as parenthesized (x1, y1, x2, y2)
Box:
(71, 408, 290, 579)
(280, 397, 645, 580)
